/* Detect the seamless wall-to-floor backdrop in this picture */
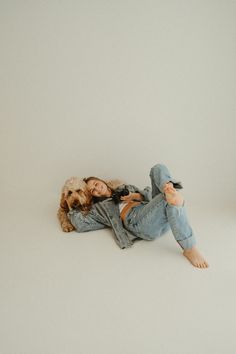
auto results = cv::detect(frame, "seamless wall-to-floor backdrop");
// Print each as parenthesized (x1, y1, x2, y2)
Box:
(1, 0, 235, 207)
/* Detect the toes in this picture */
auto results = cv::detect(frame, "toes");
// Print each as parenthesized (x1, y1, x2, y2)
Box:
(163, 186, 170, 193)
(167, 186, 175, 193)
(164, 184, 175, 192)
(198, 261, 209, 268)
(165, 182, 173, 188)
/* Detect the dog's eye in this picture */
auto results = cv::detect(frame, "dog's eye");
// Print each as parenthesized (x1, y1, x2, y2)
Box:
(76, 189, 81, 193)
(68, 191, 72, 196)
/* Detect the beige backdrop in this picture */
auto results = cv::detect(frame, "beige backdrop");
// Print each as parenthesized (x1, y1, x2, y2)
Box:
(1, 0, 235, 207)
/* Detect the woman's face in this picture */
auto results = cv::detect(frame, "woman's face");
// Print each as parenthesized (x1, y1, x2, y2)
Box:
(86, 179, 111, 197)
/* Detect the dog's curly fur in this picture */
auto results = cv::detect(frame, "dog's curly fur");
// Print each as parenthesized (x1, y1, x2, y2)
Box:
(57, 177, 93, 232)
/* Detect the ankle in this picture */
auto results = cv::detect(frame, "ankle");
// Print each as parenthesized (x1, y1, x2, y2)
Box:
(184, 246, 196, 253)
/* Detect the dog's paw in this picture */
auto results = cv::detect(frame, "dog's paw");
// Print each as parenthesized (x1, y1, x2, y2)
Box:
(62, 222, 75, 232)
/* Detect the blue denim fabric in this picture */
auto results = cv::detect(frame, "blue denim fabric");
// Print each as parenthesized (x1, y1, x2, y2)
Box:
(123, 164, 197, 250)
(68, 208, 107, 232)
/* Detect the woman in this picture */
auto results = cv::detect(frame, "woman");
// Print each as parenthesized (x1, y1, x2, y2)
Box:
(68, 163, 209, 269)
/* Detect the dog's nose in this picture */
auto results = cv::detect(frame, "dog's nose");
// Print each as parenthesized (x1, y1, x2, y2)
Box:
(72, 202, 78, 209)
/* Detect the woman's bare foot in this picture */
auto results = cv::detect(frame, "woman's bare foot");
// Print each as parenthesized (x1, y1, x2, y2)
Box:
(163, 182, 184, 206)
(183, 246, 209, 268)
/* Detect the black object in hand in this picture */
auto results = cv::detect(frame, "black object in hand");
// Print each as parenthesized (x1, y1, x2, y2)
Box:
(112, 187, 130, 204)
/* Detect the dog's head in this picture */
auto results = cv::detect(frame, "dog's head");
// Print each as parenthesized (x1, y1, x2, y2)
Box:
(60, 177, 93, 214)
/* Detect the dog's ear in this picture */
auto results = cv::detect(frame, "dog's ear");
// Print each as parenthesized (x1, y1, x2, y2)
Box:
(60, 193, 69, 212)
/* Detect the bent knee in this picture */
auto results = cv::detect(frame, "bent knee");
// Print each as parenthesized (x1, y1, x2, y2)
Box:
(149, 163, 167, 177)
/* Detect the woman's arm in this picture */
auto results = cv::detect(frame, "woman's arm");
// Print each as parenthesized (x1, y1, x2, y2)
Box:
(67, 209, 107, 233)
(118, 184, 152, 202)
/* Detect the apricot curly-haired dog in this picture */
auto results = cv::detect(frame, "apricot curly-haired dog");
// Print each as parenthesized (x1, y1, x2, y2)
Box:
(57, 177, 93, 232)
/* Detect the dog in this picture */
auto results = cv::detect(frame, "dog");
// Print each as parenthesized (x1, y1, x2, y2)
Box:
(57, 177, 93, 232)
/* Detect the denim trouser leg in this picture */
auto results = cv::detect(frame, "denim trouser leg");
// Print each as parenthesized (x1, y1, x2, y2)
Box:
(149, 163, 180, 198)
(124, 164, 197, 250)
(165, 204, 197, 249)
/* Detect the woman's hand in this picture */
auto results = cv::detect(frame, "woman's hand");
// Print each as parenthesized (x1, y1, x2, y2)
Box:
(120, 192, 143, 202)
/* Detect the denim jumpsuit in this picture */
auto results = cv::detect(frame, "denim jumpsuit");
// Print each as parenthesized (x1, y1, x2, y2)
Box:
(122, 164, 197, 250)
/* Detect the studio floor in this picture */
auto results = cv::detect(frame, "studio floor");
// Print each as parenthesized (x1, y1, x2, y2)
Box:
(1, 196, 236, 354)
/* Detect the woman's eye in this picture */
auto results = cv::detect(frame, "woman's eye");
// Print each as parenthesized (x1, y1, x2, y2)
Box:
(68, 191, 72, 196)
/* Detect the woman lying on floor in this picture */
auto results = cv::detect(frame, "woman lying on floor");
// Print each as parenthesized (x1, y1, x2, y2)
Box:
(68, 163, 209, 269)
